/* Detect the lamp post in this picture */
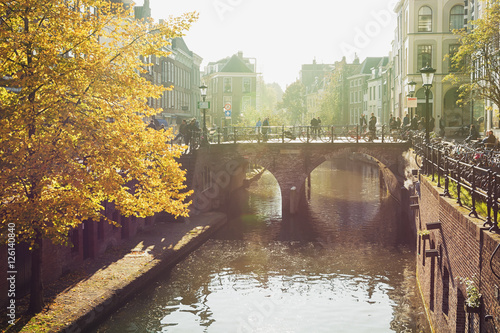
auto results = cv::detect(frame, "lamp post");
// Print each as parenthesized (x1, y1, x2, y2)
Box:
(420, 66, 436, 144)
(408, 80, 417, 120)
(199, 84, 208, 146)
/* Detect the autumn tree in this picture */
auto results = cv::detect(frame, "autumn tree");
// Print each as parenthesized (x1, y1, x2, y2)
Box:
(259, 80, 283, 114)
(237, 79, 284, 126)
(0, 0, 197, 313)
(319, 60, 355, 125)
(279, 80, 306, 125)
(445, 2, 500, 112)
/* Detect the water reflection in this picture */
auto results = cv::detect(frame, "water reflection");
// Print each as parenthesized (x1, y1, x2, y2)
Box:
(95, 159, 430, 333)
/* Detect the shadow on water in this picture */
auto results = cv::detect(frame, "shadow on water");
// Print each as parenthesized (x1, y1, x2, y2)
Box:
(94, 158, 431, 333)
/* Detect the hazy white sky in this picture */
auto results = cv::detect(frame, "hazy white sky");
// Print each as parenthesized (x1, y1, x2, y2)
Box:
(142, 0, 398, 90)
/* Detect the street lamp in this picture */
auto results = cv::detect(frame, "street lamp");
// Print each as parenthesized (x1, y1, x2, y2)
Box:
(199, 84, 208, 146)
(420, 66, 436, 143)
(408, 80, 417, 119)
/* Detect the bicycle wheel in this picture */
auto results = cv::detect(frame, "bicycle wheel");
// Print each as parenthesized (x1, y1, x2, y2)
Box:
(347, 131, 358, 142)
(340, 131, 350, 142)
(283, 130, 296, 143)
(415, 152, 423, 169)
(319, 129, 331, 142)
(391, 131, 400, 142)
(298, 129, 309, 142)
(246, 132, 255, 143)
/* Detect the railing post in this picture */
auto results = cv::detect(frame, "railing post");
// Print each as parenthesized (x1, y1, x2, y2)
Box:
(307, 126, 310, 143)
(437, 148, 441, 187)
(431, 146, 435, 183)
(470, 166, 479, 218)
(218, 129, 221, 144)
(282, 125, 285, 143)
(331, 126, 334, 143)
(356, 125, 359, 143)
(486, 169, 493, 227)
(427, 145, 432, 178)
(493, 173, 499, 232)
(456, 161, 462, 206)
(382, 124, 385, 143)
(443, 155, 450, 197)
(234, 128, 237, 144)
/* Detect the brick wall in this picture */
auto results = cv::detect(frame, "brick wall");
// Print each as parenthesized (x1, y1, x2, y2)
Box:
(0, 203, 150, 307)
(417, 176, 500, 332)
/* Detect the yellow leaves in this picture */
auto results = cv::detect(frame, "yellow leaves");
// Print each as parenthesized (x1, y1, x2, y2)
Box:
(1, 0, 196, 247)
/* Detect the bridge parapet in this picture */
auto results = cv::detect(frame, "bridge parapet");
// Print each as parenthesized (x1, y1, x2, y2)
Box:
(190, 142, 411, 215)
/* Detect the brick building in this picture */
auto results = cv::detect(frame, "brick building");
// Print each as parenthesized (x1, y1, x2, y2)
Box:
(203, 51, 258, 127)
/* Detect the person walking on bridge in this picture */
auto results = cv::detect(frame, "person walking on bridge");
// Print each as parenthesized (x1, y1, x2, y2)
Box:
(255, 118, 262, 134)
(368, 113, 377, 141)
(262, 117, 269, 142)
(310, 117, 319, 137)
(360, 114, 367, 132)
(173, 119, 187, 144)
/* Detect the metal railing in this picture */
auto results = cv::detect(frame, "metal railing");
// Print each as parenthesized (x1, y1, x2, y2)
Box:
(198, 124, 410, 145)
(413, 133, 500, 232)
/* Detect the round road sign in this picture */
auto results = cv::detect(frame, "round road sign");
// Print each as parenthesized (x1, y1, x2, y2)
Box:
(224, 103, 232, 111)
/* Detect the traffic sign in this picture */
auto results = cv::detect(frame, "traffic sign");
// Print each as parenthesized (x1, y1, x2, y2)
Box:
(225, 110, 231, 119)
(224, 103, 232, 111)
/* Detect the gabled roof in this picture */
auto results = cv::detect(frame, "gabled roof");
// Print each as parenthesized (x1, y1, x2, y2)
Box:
(220, 55, 253, 73)
(378, 56, 389, 67)
(172, 38, 192, 56)
(359, 57, 384, 74)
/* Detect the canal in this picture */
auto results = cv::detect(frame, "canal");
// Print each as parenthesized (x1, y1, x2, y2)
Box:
(94, 159, 431, 332)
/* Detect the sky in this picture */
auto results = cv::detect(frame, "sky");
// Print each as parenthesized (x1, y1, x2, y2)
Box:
(142, 0, 399, 90)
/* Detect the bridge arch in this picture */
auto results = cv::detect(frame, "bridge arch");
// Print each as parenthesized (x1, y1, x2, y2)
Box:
(196, 142, 410, 216)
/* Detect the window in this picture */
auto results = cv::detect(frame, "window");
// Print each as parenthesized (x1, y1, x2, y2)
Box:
(450, 5, 465, 31)
(242, 96, 251, 111)
(417, 45, 432, 71)
(243, 78, 251, 93)
(448, 44, 460, 72)
(223, 78, 232, 93)
(418, 6, 432, 32)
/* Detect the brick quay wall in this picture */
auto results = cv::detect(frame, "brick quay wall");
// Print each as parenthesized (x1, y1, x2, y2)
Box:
(416, 175, 500, 332)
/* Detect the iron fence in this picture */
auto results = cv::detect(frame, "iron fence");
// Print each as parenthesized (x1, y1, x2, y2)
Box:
(412, 134, 500, 232)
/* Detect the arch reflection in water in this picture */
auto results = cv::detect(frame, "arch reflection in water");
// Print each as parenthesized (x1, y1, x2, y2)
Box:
(94, 159, 430, 333)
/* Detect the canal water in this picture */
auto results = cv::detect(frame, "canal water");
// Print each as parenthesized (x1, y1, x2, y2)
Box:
(95, 159, 431, 333)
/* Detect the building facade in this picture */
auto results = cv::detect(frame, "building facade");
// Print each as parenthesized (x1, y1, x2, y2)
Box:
(301, 60, 333, 119)
(158, 38, 203, 127)
(134, 0, 202, 128)
(203, 52, 258, 127)
(347, 57, 391, 126)
(393, 0, 467, 132)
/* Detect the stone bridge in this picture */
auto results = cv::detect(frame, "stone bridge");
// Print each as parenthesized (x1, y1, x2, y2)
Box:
(188, 142, 412, 216)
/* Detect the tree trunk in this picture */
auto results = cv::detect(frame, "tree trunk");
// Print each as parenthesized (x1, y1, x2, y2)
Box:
(27, 233, 43, 314)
